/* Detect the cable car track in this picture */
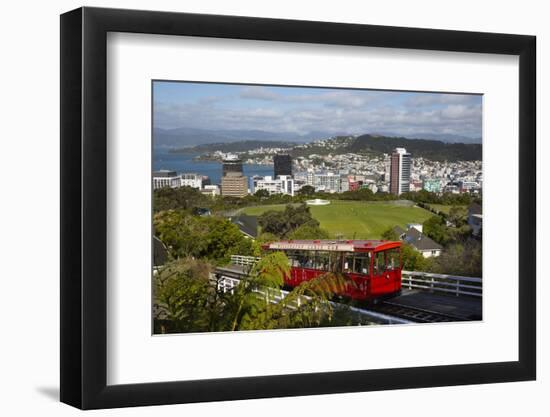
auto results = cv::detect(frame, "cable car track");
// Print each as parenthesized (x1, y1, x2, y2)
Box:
(371, 301, 467, 323)
(214, 268, 465, 324)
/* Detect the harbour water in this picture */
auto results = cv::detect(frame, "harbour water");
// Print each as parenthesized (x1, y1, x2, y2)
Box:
(153, 149, 273, 186)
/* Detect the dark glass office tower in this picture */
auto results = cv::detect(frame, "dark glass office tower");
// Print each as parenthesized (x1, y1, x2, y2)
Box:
(274, 154, 292, 177)
(222, 156, 243, 177)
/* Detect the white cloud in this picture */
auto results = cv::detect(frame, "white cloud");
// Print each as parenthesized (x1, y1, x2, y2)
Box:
(240, 86, 281, 101)
(408, 93, 480, 106)
(441, 104, 481, 120)
(155, 88, 482, 139)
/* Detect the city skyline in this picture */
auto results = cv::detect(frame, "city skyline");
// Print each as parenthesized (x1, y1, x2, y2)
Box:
(153, 81, 483, 141)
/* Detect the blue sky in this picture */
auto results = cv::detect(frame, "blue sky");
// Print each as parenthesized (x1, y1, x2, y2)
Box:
(153, 81, 482, 139)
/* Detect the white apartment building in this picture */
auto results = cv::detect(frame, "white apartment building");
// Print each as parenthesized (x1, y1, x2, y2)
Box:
(152, 170, 181, 190)
(459, 180, 481, 193)
(201, 184, 220, 197)
(293, 170, 315, 187)
(180, 173, 203, 189)
(253, 175, 294, 196)
(339, 177, 350, 192)
(293, 171, 351, 193)
(314, 172, 342, 193)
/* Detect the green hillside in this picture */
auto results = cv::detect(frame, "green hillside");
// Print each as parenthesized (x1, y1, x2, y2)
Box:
(347, 134, 482, 161)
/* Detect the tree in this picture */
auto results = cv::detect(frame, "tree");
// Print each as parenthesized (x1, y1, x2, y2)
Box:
(153, 258, 213, 333)
(381, 227, 399, 241)
(287, 224, 330, 240)
(430, 239, 482, 277)
(258, 210, 287, 236)
(340, 188, 375, 201)
(256, 232, 279, 245)
(400, 243, 431, 271)
(254, 189, 270, 199)
(153, 210, 209, 259)
(423, 215, 452, 246)
(448, 206, 468, 226)
(153, 210, 256, 264)
(297, 185, 316, 196)
(201, 216, 256, 263)
(258, 204, 319, 237)
(153, 186, 211, 212)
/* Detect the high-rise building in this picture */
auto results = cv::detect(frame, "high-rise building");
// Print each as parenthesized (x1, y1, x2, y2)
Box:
(389, 148, 411, 195)
(220, 154, 248, 197)
(274, 154, 292, 177)
(384, 157, 391, 183)
(222, 154, 243, 177)
(221, 172, 248, 197)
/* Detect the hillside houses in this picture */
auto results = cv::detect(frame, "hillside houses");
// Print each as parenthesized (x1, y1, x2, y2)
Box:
(393, 224, 443, 258)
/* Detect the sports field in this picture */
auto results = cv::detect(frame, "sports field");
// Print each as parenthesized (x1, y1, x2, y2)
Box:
(241, 200, 434, 239)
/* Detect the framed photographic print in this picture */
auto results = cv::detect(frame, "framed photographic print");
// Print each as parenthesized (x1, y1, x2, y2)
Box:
(60, 6, 536, 410)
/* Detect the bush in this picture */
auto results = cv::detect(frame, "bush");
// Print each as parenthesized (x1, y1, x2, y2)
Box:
(258, 204, 319, 237)
(154, 210, 255, 264)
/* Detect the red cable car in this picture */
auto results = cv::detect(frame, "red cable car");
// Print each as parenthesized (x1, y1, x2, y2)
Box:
(263, 240, 402, 301)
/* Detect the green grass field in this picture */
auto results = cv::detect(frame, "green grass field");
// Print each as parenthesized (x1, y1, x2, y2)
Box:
(241, 200, 434, 239)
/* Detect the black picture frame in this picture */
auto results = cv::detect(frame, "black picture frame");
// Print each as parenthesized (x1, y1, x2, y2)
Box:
(60, 6, 536, 410)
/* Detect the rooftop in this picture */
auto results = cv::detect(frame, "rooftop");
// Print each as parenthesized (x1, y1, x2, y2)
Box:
(153, 170, 178, 178)
(265, 239, 401, 252)
(402, 228, 443, 251)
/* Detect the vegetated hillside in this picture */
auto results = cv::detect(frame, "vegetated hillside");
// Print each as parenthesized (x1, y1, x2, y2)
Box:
(347, 134, 482, 161)
(170, 140, 295, 154)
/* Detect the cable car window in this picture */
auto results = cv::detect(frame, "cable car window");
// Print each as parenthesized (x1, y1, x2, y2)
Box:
(287, 251, 301, 267)
(315, 251, 330, 270)
(328, 252, 340, 272)
(302, 251, 315, 268)
(343, 254, 354, 272)
(296, 252, 309, 268)
(386, 248, 400, 271)
(354, 254, 370, 275)
(374, 252, 387, 275)
(286, 250, 298, 267)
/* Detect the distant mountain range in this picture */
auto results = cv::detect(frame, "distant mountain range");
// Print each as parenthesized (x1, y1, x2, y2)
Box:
(154, 127, 481, 149)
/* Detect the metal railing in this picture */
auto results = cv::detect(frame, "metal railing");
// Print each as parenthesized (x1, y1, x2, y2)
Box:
(401, 270, 482, 298)
(215, 274, 291, 304)
(214, 274, 411, 324)
(230, 255, 260, 267)
(217, 276, 241, 293)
